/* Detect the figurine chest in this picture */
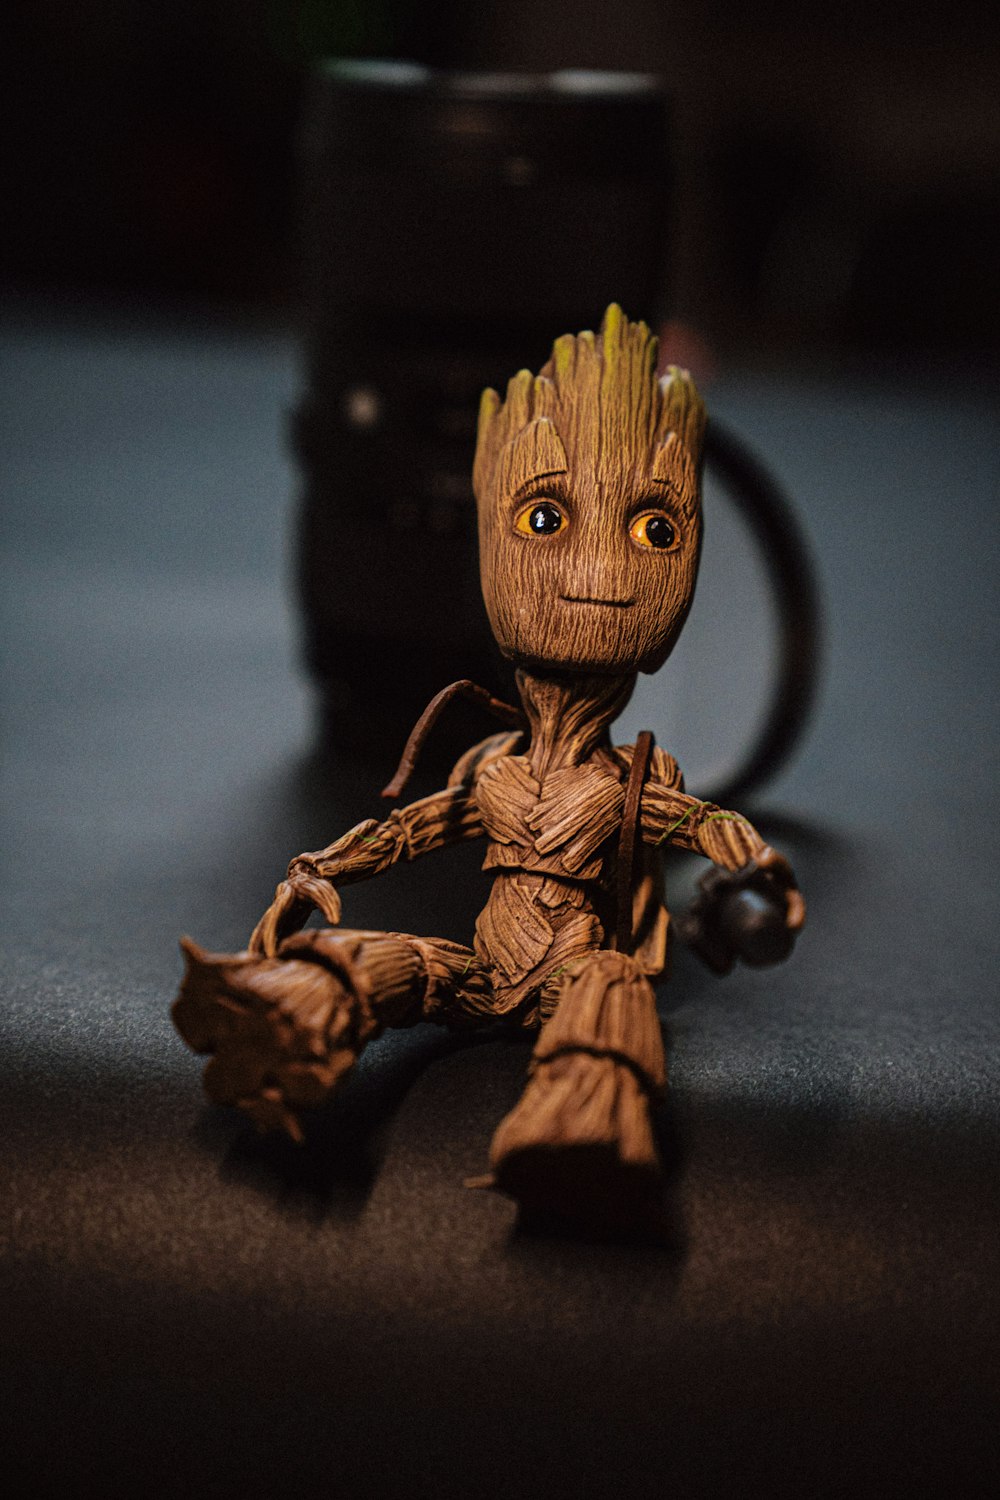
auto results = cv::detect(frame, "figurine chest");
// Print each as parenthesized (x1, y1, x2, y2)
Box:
(476, 754, 626, 881)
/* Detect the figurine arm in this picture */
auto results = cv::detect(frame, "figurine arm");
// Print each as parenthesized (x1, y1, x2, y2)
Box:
(639, 768, 805, 973)
(640, 779, 768, 869)
(249, 731, 519, 956)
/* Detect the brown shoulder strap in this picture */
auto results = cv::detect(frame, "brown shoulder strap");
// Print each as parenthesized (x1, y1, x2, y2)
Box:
(381, 680, 526, 801)
(615, 730, 655, 955)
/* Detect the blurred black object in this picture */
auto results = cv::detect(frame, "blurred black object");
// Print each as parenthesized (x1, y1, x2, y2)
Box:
(700, 419, 820, 808)
(293, 61, 673, 746)
(679, 859, 800, 974)
(293, 61, 822, 800)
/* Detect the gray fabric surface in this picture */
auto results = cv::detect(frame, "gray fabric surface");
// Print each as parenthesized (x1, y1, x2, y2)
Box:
(2, 307, 998, 1497)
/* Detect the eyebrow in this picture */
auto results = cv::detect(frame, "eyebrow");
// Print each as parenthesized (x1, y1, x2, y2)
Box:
(649, 478, 686, 506)
(510, 471, 569, 502)
(650, 431, 698, 513)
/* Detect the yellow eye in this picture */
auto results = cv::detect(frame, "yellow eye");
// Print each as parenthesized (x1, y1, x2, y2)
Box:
(629, 512, 676, 550)
(514, 500, 568, 537)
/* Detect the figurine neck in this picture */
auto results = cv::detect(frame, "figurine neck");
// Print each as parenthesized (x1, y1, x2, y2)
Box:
(515, 668, 635, 777)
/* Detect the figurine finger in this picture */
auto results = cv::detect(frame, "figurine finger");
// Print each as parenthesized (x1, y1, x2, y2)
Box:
(246, 910, 272, 957)
(249, 882, 300, 957)
(785, 886, 806, 931)
(247, 907, 278, 958)
(754, 846, 794, 884)
(296, 874, 342, 927)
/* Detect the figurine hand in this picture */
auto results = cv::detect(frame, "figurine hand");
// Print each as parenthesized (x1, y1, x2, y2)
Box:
(755, 847, 806, 934)
(678, 847, 804, 974)
(248, 867, 342, 958)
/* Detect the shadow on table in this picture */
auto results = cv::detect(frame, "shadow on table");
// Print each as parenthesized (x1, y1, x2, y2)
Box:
(192, 1025, 499, 1226)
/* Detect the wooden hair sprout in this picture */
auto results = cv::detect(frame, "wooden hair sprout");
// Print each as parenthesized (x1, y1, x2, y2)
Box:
(173, 306, 805, 1233)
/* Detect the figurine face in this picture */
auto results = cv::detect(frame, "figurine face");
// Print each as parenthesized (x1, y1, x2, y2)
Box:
(477, 420, 701, 675)
(474, 307, 705, 676)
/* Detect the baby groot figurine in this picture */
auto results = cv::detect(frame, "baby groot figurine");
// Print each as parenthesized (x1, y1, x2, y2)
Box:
(174, 305, 804, 1229)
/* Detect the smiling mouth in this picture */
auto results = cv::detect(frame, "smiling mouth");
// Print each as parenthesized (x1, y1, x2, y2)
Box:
(560, 595, 635, 608)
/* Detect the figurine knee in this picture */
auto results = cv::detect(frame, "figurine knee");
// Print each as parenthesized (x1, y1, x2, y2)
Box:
(277, 928, 426, 1032)
(279, 928, 493, 1027)
(535, 948, 666, 1097)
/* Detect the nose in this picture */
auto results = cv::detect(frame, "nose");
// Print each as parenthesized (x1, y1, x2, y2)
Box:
(564, 507, 634, 600)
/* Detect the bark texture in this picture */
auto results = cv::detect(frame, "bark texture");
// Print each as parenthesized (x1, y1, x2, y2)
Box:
(473, 305, 706, 676)
(173, 306, 804, 1231)
(488, 951, 667, 1228)
(173, 929, 490, 1140)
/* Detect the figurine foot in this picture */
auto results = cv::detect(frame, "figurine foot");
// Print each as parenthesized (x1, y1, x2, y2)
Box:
(487, 949, 668, 1231)
(173, 935, 377, 1141)
(488, 1050, 665, 1231)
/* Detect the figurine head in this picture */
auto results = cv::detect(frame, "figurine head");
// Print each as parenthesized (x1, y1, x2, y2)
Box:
(473, 305, 705, 676)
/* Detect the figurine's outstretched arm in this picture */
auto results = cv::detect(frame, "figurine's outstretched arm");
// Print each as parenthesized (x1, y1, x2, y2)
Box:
(249, 731, 520, 956)
(637, 755, 805, 973)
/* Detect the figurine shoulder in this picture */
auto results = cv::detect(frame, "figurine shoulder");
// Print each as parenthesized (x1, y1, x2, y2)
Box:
(610, 741, 685, 792)
(447, 730, 526, 789)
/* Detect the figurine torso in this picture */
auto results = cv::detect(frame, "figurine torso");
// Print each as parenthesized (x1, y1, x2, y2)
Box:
(476, 753, 625, 882)
(468, 670, 670, 1023)
(472, 753, 615, 1022)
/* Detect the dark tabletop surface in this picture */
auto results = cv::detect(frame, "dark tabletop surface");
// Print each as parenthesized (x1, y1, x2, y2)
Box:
(2, 304, 998, 1498)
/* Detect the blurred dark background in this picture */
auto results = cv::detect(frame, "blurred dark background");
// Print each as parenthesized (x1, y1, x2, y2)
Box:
(3, 10, 1000, 1498)
(4, 0, 998, 358)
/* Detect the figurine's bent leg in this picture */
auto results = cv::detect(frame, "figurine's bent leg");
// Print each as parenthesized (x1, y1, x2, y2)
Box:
(173, 929, 492, 1140)
(488, 950, 666, 1227)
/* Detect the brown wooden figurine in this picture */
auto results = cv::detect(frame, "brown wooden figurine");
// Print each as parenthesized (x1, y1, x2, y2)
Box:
(174, 305, 805, 1230)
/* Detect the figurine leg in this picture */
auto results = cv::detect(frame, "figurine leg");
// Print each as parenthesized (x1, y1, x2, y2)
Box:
(173, 928, 493, 1140)
(487, 950, 667, 1228)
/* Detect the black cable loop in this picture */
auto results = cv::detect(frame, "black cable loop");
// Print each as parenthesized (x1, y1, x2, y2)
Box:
(698, 419, 822, 807)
